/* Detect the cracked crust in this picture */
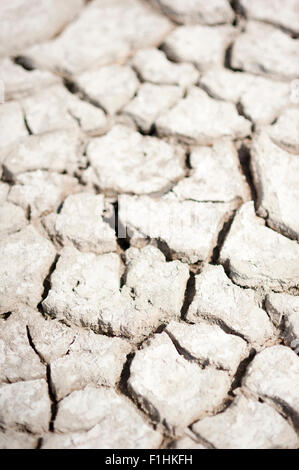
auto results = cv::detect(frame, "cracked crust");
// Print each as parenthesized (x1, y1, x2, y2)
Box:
(0, 0, 298, 450)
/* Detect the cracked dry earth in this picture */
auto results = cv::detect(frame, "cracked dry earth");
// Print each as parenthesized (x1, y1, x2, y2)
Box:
(0, 0, 299, 451)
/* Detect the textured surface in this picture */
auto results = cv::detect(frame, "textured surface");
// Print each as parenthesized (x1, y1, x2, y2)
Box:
(0, 0, 298, 450)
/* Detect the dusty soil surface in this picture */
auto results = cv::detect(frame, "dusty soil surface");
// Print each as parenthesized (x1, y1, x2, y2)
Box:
(0, 0, 298, 449)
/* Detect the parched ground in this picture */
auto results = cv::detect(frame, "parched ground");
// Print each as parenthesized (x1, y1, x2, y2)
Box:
(0, 0, 299, 450)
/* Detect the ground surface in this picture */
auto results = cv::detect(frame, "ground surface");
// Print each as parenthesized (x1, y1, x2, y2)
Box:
(0, 0, 299, 450)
